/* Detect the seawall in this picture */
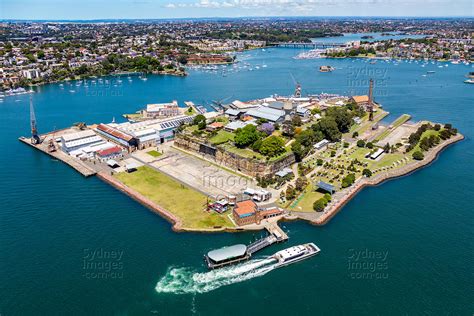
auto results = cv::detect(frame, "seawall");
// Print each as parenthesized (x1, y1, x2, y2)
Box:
(311, 133, 465, 226)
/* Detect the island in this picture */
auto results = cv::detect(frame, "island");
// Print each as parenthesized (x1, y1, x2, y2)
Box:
(20, 82, 463, 232)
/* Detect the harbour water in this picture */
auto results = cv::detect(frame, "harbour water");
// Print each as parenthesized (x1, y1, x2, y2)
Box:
(0, 47, 473, 315)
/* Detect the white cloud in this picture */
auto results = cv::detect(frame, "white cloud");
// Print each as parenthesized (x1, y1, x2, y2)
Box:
(164, 0, 456, 10)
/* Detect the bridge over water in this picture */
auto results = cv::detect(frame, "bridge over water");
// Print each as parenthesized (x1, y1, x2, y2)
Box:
(270, 42, 347, 49)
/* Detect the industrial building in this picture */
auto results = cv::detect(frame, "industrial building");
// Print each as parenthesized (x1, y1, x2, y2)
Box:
(145, 101, 180, 118)
(95, 146, 123, 162)
(245, 106, 285, 123)
(60, 130, 104, 154)
(95, 124, 138, 150)
(96, 115, 195, 151)
(314, 139, 330, 150)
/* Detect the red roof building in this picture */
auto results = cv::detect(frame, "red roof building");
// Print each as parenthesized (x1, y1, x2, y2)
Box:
(97, 146, 122, 158)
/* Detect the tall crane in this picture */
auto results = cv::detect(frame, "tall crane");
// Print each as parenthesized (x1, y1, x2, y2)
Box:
(30, 95, 41, 144)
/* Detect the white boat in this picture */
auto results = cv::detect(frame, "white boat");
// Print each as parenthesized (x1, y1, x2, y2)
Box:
(272, 243, 320, 268)
(464, 79, 474, 84)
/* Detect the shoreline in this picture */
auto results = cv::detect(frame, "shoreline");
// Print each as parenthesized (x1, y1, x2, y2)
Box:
(322, 55, 465, 63)
(311, 133, 465, 226)
(3, 70, 187, 93)
(97, 171, 245, 233)
(19, 130, 464, 233)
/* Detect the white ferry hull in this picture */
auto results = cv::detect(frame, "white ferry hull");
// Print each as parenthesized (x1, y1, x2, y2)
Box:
(272, 243, 320, 268)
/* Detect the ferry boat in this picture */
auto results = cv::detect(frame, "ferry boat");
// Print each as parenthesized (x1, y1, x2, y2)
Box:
(319, 65, 334, 72)
(272, 243, 320, 268)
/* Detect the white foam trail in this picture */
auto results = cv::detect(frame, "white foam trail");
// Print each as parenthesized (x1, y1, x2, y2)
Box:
(155, 257, 277, 294)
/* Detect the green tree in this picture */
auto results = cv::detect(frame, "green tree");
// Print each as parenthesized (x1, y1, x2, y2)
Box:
(357, 139, 365, 147)
(259, 136, 285, 157)
(234, 124, 261, 148)
(362, 168, 372, 177)
(291, 141, 304, 161)
(295, 177, 308, 192)
(313, 198, 327, 212)
(366, 142, 374, 149)
(412, 151, 424, 160)
(286, 184, 296, 200)
(198, 120, 206, 130)
(313, 117, 341, 141)
(292, 115, 302, 127)
(326, 107, 353, 133)
(193, 114, 206, 125)
(341, 173, 356, 188)
(352, 131, 359, 138)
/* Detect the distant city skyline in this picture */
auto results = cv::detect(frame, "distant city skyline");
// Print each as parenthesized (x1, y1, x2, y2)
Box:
(1, 0, 473, 20)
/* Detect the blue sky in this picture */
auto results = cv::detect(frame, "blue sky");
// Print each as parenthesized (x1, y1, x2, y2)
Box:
(1, 0, 473, 19)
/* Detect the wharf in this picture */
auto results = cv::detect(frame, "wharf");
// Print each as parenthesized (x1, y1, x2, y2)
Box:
(264, 222, 289, 242)
(19, 136, 97, 177)
(205, 222, 288, 269)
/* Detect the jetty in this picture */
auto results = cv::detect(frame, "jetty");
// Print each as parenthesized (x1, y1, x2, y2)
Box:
(19, 136, 96, 177)
(205, 222, 288, 269)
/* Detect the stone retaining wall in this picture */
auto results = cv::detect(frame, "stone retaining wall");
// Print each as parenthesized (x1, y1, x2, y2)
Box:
(174, 134, 295, 177)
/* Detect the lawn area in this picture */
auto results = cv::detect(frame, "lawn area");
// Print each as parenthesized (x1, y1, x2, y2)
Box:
(209, 130, 235, 145)
(348, 146, 408, 169)
(221, 143, 264, 160)
(372, 153, 407, 169)
(185, 107, 196, 116)
(289, 187, 325, 212)
(147, 150, 162, 158)
(410, 129, 441, 153)
(354, 109, 389, 135)
(115, 166, 234, 229)
(123, 113, 142, 120)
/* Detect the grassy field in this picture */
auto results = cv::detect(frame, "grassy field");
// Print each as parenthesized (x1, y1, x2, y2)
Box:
(185, 107, 196, 116)
(209, 130, 235, 145)
(221, 143, 264, 160)
(410, 129, 441, 153)
(123, 113, 142, 120)
(147, 150, 162, 157)
(115, 166, 234, 229)
(288, 186, 325, 212)
(353, 109, 389, 136)
(348, 146, 408, 169)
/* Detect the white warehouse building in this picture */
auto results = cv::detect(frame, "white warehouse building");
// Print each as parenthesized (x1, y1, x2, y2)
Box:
(60, 130, 104, 154)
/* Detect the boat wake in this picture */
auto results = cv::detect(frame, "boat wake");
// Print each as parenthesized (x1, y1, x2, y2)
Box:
(155, 257, 277, 294)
